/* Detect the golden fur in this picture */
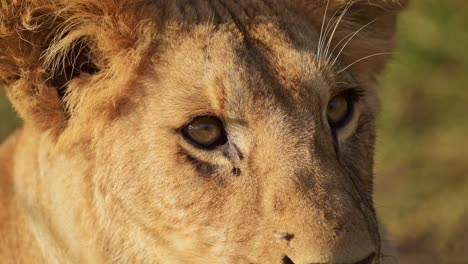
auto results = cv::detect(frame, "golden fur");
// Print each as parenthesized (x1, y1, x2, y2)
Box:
(0, 1, 406, 263)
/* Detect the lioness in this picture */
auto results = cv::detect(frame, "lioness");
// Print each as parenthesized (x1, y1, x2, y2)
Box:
(0, 1, 406, 263)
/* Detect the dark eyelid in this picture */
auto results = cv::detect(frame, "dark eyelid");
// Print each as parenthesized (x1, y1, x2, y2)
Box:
(334, 86, 366, 102)
(173, 113, 220, 134)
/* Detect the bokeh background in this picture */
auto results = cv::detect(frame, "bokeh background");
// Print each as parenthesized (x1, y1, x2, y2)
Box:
(374, 1, 468, 263)
(0, 1, 467, 263)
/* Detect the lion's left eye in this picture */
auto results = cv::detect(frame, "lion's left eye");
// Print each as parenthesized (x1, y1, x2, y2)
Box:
(327, 93, 354, 130)
(182, 116, 227, 149)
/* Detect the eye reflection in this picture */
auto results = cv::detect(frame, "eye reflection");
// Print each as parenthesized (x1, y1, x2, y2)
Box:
(182, 116, 227, 149)
(327, 93, 353, 130)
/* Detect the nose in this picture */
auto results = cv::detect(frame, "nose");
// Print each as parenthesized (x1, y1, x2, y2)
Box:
(271, 200, 378, 264)
(282, 252, 377, 264)
(264, 165, 379, 264)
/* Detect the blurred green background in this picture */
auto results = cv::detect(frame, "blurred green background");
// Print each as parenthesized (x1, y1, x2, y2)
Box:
(0, 1, 467, 263)
(374, 0, 468, 263)
(0, 89, 19, 141)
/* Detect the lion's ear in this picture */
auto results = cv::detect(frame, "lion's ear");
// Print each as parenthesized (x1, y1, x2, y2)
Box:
(288, 0, 408, 81)
(0, 1, 156, 135)
(0, 2, 67, 132)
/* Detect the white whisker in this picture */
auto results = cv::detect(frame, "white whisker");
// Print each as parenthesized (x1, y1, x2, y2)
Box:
(317, 0, 330, 59)
(324, 1, 355, 60)
(320, 4, 348, 60)
(320, 7, 342, 59)
(330, 19, 376, 66)
(337, 52, 393, 74)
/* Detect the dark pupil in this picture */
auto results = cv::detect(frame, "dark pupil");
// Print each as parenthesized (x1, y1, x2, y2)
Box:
(328, 100, 341, 111)
(327, 95, 349, 125)
(189, 123, 218, 140)
(185, 117, 225, 148)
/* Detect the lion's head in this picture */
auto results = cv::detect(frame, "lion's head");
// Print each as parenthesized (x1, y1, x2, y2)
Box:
(0, 1, 406, 263)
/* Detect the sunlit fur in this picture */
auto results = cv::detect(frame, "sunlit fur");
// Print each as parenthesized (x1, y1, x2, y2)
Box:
(0, 1, 406, 263)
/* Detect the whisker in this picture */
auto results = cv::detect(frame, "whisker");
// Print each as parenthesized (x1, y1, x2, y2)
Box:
(337, 52, 393, 74)
(324, 1, 356, 60)
(317, 0, 331, 59)
(319, 6, 345, 60)
(318, 9, 350, 70)
(330, 19, 377, 66)
(327, 29, 358, 62)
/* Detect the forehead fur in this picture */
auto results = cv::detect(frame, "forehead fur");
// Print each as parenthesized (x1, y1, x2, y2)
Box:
(0, 0, 406, 80)
(0, 0, 403, 132)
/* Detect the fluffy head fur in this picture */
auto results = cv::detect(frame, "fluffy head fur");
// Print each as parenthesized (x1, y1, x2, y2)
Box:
(0, 1, 406, 263)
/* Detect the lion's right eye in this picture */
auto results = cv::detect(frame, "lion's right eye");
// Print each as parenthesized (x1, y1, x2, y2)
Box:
(327, 93, 352, 129)
(182, 116, 227, 149)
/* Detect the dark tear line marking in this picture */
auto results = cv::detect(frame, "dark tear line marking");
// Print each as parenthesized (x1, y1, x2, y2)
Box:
(181, 151, 218, 176)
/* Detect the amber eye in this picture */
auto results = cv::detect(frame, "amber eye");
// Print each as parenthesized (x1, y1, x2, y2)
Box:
(182, 116, 227, 149)
(327, 94, 354, 129)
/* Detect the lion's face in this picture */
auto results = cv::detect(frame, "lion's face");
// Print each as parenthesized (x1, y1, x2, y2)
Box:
(1, 1, 405, 263)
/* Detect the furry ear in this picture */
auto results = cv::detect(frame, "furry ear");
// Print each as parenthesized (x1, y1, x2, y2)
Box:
(0, 0, 156, 134)
(288, 0, 408, 81)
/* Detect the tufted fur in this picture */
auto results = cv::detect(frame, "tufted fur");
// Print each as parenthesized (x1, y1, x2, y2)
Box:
(0, 1, 406, 263)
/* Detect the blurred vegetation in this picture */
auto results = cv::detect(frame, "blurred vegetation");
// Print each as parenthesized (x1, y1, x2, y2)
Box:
(0, 0, 467, 263)
(0, 88, 20, 140)
(375, 0, 468, 263)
